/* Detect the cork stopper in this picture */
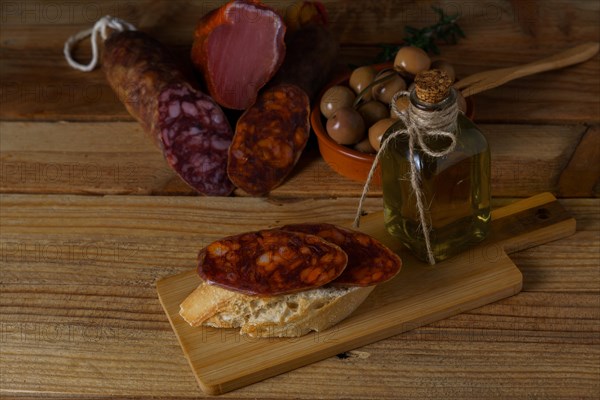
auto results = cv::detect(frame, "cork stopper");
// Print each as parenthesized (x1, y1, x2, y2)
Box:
(414, 69, 453, 104)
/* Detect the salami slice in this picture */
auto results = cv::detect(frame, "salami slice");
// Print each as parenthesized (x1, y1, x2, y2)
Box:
(157, 84, 234, 195)
(197, 229, 348, 296)
(282, 223, 402, 286)
(103, 31, 234, 196)
(228, 84, 310, 196)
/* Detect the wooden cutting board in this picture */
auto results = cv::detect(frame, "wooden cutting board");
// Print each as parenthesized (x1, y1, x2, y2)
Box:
(157, 193, 575, 395)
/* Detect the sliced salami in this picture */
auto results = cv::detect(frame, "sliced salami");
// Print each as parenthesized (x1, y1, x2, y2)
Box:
(228, 84, 310, 196)
(282, 223, 402, 286)
(103, 31, 234, 196)
(197, 229, 348, 296)
(157, 84, 234, 196)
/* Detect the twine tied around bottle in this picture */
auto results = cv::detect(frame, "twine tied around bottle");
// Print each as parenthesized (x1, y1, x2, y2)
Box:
(352, 88, 460, 265)
(64, 15, 136, 72)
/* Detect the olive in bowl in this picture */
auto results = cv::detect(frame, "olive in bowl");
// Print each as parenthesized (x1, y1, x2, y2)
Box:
(320, 85, 356, 119)
(311, 62, 474, 184)
(326, 107, 365, 145)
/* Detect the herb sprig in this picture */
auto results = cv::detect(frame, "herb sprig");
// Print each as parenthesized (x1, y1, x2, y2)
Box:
(375, 6, 465, 63)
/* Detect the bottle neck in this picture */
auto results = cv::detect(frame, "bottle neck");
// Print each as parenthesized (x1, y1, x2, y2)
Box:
(407, 88, 459, 133)
(409, 88, 458, 112)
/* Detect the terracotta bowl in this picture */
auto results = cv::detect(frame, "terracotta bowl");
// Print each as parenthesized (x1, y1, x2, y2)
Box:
(311, 63, 474, 185)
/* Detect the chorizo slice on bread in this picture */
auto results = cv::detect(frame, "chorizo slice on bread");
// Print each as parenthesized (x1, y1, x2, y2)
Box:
(282, 223, 402, 286)
(197, 229, 348, 296)
(180, 225, 401, 337)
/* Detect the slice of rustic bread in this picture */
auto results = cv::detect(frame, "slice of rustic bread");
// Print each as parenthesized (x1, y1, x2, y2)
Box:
(180, 281, 374, 338)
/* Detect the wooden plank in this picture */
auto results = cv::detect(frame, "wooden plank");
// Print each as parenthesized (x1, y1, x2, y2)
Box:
(0, 1, 598, 123)
(486, 124, 582, 196)
(0, 122, 186, 195)
(0, 195, 597, 398)
(1, 45, 597, 124)
(0, 122, 585, 197)
(558, 125, 600, 197)
(1, 1, 598, 46)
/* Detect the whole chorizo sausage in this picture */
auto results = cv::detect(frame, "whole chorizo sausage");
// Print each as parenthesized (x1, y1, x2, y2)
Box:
(197, 229, 348, 296)
(103, 30, 235, 196)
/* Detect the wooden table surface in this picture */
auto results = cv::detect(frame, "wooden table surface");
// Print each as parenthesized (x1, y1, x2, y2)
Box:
(1, 0, 598, 398)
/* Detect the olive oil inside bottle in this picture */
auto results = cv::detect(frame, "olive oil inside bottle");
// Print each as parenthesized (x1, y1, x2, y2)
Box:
(382, 95, 491, 263)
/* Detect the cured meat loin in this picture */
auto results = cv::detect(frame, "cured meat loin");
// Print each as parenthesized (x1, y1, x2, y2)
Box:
(103, 31, 234, 196)
(197, 229, 348, 296)
(282, 223, 402, 286)
(228, 84, 310, 196)
(191, 0, 286, 110)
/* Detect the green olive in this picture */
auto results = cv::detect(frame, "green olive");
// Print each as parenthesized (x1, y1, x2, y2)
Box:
(368, 118, 396, 151)
(320, 85, 356, 119)
(430, 60, 456, 82)
(394, 46, 431, 76)
(357, 101, 389, 127)
(372, 70, 406, 105)
(354, 137, 376, 154)
(326, 107, 366, 145)
(349, 66, 377, 100)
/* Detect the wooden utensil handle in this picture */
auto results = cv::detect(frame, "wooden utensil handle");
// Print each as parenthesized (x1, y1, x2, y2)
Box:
(456, 42, 599, 96)
(507, 42, 600, 79)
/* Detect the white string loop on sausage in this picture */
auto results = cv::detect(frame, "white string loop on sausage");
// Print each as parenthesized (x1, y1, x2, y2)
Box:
(64, 15, 136, 72)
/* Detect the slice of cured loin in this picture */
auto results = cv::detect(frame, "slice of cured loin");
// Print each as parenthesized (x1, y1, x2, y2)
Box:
(191, 0, 286, 110)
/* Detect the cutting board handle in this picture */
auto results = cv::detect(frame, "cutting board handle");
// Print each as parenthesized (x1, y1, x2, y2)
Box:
(357, 192, 576, 257)
(486, 192, 576, 254)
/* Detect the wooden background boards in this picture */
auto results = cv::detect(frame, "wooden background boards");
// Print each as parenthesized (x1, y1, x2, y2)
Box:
(1, 0, 599, 398)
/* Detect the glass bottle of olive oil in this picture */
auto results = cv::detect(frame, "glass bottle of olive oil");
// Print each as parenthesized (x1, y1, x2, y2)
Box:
(381, 70, 491, 263)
